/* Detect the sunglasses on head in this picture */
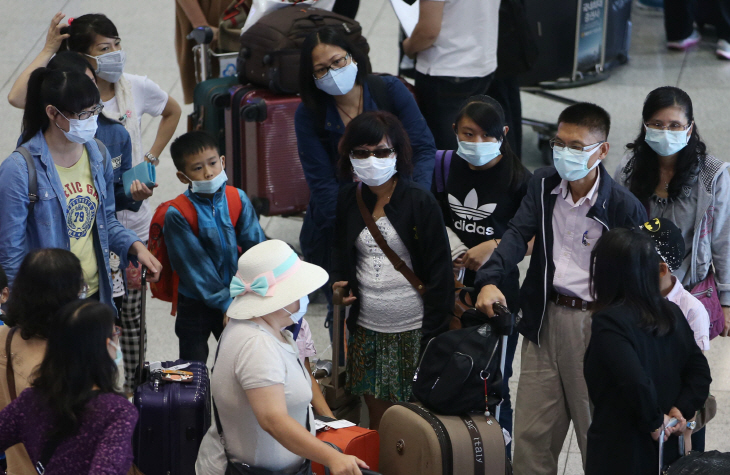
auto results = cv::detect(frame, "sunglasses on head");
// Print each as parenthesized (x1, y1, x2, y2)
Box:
(350, 148, 396, 159)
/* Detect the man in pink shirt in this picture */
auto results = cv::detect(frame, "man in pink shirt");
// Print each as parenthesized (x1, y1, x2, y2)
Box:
(475, 103, 647, 475)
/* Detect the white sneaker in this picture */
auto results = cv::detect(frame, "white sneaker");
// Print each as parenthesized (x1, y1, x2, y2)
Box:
(717, 39, 730, 60)
(667, 30, 701, 50)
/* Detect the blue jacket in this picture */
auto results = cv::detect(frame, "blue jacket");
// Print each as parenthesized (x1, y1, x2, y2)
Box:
(96, 115, 142, 213)
(164, 186, 266, 313)
(474, 164, 648, 345)
(0, 130, 141, 308)
(295, 75, 436, 267)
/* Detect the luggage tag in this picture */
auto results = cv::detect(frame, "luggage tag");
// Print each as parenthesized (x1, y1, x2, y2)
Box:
(149, 362, 194, 383)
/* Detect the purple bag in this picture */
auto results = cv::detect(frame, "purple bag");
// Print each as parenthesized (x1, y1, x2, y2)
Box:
(690, 270, 725, 339)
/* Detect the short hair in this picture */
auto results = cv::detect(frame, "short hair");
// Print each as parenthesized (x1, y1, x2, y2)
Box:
(170, 131, 220, 172)
(557, 102, 611, 140)
(337, 110, 413, 180)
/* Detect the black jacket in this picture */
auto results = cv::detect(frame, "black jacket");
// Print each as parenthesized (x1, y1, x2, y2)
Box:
(475, 164, 648, 344)
(584, 303, 711, 474)
(331, 178, 454, 345)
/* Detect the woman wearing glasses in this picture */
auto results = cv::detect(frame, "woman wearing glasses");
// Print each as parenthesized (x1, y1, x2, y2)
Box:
(615, 87, 730, 342)
(296, 27, 436, 338)
(0, 249, 85, 475)
(0, 68, 160, 309)
(330, 111, 452, 430)
(0, 299, 137, 475)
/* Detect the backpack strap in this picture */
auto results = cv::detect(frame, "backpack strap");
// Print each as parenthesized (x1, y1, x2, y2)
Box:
(14, 147, 38, 212)
(367, 74, 395, 115)
(434, 150, 454, 194)
(170, 194, 199, 236)
(224, 186, 243, 228)
(93, 137, 108, 163)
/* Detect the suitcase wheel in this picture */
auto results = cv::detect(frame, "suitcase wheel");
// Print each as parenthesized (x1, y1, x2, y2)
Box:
(241, 99, 267, 122)
(212, 93, 231, 108)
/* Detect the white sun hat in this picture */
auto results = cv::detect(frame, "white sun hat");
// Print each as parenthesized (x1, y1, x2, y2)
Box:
(226, 240, 328, 320)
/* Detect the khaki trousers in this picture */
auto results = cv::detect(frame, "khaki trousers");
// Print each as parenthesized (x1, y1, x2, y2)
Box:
(512, 302, 593, 475)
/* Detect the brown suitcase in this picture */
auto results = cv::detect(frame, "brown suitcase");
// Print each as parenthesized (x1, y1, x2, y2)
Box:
(379, 403, 509, 475)
(223, 86, 309, 216)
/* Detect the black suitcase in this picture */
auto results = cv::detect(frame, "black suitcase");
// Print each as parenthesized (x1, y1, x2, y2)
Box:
(132, 269, 212, 475)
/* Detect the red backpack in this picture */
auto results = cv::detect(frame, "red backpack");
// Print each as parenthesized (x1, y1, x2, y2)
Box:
(148, 186, 243, 315)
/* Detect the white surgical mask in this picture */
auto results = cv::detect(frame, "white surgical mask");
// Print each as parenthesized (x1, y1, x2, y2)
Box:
(283, 295, 309, 324)
(315, 60, 358, 96)
(351, 155, 397, 187)
(55, 109, 98, 144)
(185, 169, 228, 194)
(552, 144, 601, 182)
(87, 50, 126, 83)
(457, 140, 502, 167)
(644, 125, 691, 157)
(109, 340, 123, 366)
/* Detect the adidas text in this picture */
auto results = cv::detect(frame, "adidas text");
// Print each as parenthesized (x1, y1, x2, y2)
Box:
(455, 219, 494, 236)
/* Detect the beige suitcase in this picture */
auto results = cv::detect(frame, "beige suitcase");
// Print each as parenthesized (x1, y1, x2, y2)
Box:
(379, 402, 509, 475)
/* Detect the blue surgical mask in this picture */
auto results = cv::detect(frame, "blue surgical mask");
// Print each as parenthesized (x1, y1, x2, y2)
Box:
(552, 144, 601, 182)
(315, 61, 358, 96)
(109, 340, 123, 366)
(55, 110, 98, 144)
(283, 295, 309, 324)
(644, 125, 690, 157)
(186, 169, 228, 194)
(457, 140, 502, 167)
(86, 50, 126, 83)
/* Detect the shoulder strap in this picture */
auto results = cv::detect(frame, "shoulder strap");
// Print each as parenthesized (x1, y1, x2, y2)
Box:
(224, 186, 243, 227)
(367, 74, 395, 115)
(356, 183, 425, 295)
(93, 138, 108, 162)
(434, 150, 454, 194)
(14, 147, 38, 213)
(5, 327, 18, 401)
(170, 194, 199, 236)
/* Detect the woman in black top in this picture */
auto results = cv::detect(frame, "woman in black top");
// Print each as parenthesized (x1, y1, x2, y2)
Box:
(432, 95, 532, 453)
(585, 228, 711, 475)
(331, 111, 452, 430)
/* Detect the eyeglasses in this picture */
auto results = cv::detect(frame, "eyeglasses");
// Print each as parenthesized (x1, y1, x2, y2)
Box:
(644, 121, 692, 132)
(313, 53, 351, 80)
(549, 139, 604, 155)
(58, 104, 104, 121)
(350, 148, 396, 159)
(112, 326, 122, 339)
(79, 282, 89, 299)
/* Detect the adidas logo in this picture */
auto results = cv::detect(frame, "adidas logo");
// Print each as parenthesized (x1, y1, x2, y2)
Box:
(448, 189, 496, 221)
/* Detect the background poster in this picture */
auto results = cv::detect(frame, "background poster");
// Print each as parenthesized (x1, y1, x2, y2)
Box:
(575, 0, 605, 73)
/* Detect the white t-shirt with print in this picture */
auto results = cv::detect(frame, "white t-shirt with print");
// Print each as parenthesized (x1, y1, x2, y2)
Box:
(104, 73, 168, 242)
(207, 319, 314, 473)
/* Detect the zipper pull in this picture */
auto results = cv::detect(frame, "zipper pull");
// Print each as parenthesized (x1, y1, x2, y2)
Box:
(412, 368, 419, 382)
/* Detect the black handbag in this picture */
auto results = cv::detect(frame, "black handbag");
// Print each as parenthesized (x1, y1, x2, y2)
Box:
(495, 0, 539, 78)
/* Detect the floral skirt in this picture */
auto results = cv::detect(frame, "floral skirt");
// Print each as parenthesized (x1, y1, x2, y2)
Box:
(345, 325, 421, 402)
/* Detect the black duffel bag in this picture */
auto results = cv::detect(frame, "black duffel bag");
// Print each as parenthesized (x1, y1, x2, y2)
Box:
(238, 5, 370, 94)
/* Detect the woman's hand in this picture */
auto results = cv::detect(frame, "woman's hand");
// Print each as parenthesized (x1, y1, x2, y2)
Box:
(130, 180, 156, 201)
(668, 407, 687, 433)
(327, 453, 368, 475)
(651, 414, 671, 442)
(44, 12, 70, 54)
(332, 281, 357, 306)
(129, 242, 162, 283)
(457, 241, 498, 272)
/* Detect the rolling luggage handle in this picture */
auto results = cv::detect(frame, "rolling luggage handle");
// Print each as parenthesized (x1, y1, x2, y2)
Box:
(332, 286, 347, 394)
(135, 267, 148, 388)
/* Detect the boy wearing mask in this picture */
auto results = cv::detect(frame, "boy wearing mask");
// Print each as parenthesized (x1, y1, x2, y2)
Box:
(475, 103, 647, 474)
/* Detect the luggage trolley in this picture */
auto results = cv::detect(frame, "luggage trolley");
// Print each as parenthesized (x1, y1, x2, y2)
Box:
(520, 0, 633, 164)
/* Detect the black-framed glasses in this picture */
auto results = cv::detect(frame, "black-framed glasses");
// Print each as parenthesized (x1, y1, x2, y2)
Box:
(313, 53, 351, 80)
(112, 326, 122, 339)
(644, 121, 692, 132)
(58, 103, 104, 121)
(549, 138, 604, 155)
(350, 147, 396, 159)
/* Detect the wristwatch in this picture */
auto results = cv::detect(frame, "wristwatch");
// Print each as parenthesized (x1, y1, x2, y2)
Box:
(144, 152, 159, 166)
(686, 421, 697, 431)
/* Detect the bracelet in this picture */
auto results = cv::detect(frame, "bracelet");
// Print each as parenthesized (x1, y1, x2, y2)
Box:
(144, 152, 159, 165)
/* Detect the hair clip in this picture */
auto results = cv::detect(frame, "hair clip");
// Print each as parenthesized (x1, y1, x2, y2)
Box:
(68, 17, 74, 24)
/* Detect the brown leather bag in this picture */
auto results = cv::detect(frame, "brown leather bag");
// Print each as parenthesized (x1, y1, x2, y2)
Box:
(355, 183, 425, 296)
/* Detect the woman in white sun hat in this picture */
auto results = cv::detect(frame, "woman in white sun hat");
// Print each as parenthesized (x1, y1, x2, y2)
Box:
(196, 240, 369, 475)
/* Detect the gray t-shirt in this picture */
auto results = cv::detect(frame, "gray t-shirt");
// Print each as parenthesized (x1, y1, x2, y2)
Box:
(210, 320, 314, 473)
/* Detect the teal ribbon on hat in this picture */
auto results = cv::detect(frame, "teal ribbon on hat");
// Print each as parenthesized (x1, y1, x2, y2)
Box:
(230, 273, 272, 297)
(229, 251, 301, 298)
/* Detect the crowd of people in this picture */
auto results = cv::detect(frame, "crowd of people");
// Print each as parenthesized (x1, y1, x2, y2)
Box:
(0, 3, 728, 475)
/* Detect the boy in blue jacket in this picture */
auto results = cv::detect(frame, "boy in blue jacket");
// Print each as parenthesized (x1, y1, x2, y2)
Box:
(166, 131, 265, 362)
(475, 103, 647, 475)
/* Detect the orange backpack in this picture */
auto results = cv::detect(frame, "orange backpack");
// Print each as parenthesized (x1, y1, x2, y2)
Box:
(148, 186, 243, 315)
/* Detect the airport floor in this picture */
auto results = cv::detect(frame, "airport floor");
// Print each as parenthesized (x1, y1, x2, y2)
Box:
(1, 1, 729, 472)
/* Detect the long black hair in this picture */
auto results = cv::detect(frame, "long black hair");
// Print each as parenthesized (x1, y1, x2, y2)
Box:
(21, 68, 100, 144)
(32, 300, 120, 440)
(454, 95, 526, 191)
(590, 228, 676, 336)
(60, 14, 119, 54)
(625, 86, 707, 203)
(299, 27, 370, 116)
(47, 50, 97, 80)
(337, 110, 413, 180)
(5, 249, 84, 340)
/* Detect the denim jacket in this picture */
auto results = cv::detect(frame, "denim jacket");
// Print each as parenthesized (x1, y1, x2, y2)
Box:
(96, 115, 142, 213)
(164, 186, 266, 313)
(0, 130, 140, 308)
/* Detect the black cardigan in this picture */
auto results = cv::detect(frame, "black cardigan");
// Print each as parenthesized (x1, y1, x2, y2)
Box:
(583, 302, 711, 475)
(331, 178, 454, 345)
